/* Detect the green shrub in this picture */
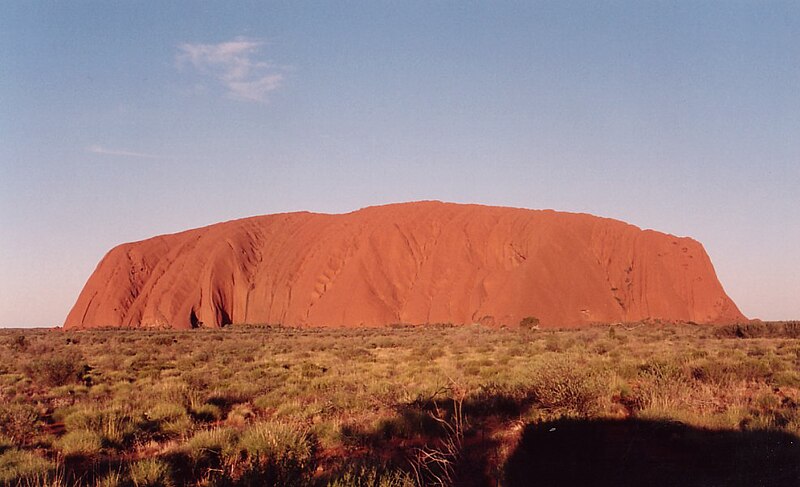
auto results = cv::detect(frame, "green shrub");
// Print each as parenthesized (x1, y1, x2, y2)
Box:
(637, 358, 685, 385)
(56, 429, 103, 458)
(185, 427, 236, 461)
(714, 321, 800, 339)
(225, 403, 255, 428)
(228, 421, 317, 486)
(128, 458, 174, 487)
(178, 427, 237, 482)
(9, 334, 28, 352)
(772, 370, 800, 388)
(519, 316, 540, 330)
(26, 351, 87, 387)
(544, 335, 566, 353)
(734, 357, 775, 382)
(783, 321, 800, 338)
(146, 402, 191, 438)
(63, 406, 138, 448)
(530, 357, 607, 415)
(147, 403, 186, 423)
(689, 361, 732, 385)
(0, 448, 54, 484)
(0, 403, 41, 444)
(251, 392, 281, 414)
(160, 415, 193, 439)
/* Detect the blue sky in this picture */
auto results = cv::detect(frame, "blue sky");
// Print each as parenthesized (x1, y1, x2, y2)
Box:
(1, 2, 798, 326)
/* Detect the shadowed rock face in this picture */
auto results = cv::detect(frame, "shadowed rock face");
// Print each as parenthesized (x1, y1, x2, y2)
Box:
(64, 201, 745, 329)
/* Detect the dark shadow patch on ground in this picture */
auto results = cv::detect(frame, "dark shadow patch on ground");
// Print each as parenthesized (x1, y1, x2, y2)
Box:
(504, 417, 800, 487)
(391, 391, 524, 486)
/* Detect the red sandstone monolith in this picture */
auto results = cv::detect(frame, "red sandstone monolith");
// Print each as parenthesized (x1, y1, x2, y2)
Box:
(64, 201, 745, 329)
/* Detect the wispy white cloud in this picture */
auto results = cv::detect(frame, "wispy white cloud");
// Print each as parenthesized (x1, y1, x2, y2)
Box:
(177, 37, 284, 103)
(86, 145, 163, 159)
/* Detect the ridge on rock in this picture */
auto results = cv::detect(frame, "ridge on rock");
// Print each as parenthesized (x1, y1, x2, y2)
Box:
(64, 201, 745, 329)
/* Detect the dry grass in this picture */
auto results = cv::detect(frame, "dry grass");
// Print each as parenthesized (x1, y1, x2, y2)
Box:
(0, 322, 798, 485)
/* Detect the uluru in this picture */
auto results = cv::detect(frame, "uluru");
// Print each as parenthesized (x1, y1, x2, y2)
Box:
(64, 201, 745, 330)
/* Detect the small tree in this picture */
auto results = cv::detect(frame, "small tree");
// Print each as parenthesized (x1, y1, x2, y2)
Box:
(520, 316, 540, 331)
(26, 351, 85, 387)
(11, 334, 28, 351)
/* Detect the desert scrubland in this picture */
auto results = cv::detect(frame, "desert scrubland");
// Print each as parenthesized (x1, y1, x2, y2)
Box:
(1, 322, 799, 486)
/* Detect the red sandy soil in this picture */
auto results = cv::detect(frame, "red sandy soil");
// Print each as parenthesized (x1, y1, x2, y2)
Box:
(64, 201, 745, 329)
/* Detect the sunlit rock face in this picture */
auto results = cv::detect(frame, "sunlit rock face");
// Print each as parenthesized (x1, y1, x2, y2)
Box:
(64, 201, 745, 329)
